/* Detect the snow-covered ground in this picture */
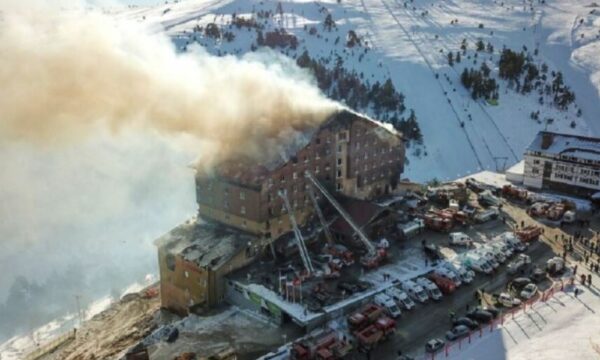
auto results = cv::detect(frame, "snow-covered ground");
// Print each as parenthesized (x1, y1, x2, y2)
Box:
(446, 281, 600, 360)
(118, 0, 599, 182)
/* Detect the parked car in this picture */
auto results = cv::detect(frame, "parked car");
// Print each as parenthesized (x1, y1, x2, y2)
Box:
(509, 277, 532, 292)
(478, 190, 501, 207)
(520, 283, 538, 300)
(415, 277, 443, 300)
(446, 325, 470, 341)
(452, 317, 479, 330)
(498, 293, 521, 307)
(460, 253, 493, 274)
(442, 262, 475, 284)
(466, 309, 493, 324)
(480, 307, 500, 319)
(386, 287, 415, 311)
(507, 254, 531, 275)
(425, 338, 445, 353)
(529, 267, 546, 282)
(402, 280, 429, 303)
(374, 293, 402, 318)
(449, 232, 473, 247)
(547, 257, 566, 275)
(434, 267, 462, 287)
(338, 281, 359, 295)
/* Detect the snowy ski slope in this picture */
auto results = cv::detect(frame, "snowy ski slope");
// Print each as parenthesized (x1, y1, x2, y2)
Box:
(119, 0, 599, 182)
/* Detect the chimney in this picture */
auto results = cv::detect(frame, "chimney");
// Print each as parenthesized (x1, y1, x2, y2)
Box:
(541, 132, 554, 150)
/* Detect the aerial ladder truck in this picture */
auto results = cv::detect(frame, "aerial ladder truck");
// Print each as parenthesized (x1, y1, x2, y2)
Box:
(304, 172, 387, 269)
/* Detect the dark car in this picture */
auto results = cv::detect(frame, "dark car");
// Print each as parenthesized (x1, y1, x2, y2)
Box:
(466, 309, 493, 324)
(338, 281, 359, 295)
(466, 178, 486, 193)
(510, 277, 532, 291)
(356, 280, 371, 291)
(446, 325, 470, 341)
(453, 316, 479, 330)
(510, 241, 527, 253)
(425, 338, 445, 353)
(479, 306, 500, 318)
(530, 267, 546, 282)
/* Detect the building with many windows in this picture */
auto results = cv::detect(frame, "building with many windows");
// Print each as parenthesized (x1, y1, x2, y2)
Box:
(523, 131, 600, 195)
(156, 109, 405, 315)
(194, 109, 405, 240)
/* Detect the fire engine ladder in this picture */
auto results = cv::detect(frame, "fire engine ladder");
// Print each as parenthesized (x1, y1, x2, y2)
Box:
(307, 186, 334, 246)
(278, 190, 315, 274)
(304, 172, 376, 257)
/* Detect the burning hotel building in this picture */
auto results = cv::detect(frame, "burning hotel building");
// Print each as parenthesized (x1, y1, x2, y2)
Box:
(155, 110, 406, 315)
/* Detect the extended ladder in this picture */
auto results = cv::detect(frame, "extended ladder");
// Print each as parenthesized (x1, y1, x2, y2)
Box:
(278, 190, 315, 274)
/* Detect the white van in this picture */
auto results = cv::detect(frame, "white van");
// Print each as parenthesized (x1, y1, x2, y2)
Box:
(415, 277, 443, 300)
(461, 253, 493, 274)
(443, 262, 475, 284)
(401, 280, 429, 303)
(449, 232, 473, 247)
(434, 267, 462, 287)
(385, 287, 415, 310)
(374, 293, 402, 318)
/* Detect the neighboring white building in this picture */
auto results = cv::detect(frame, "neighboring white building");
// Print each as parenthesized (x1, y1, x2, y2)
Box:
(523, 131, 600, 195)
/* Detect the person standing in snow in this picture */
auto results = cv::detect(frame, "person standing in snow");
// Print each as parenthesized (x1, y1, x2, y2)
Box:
(588, 274, 592, 287)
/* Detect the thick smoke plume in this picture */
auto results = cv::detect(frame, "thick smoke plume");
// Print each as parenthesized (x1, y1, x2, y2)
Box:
(0, 1, 338, 168)
(0, 0, 337, 343)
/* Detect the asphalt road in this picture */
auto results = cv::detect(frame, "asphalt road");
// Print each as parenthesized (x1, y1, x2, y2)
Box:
(345, 219, 557, 360)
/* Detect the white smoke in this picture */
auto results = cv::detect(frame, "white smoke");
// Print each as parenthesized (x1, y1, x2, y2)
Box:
(0, 0, 337, 340)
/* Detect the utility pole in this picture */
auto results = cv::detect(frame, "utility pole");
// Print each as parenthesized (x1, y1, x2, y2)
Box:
(74, 294, 83, 328)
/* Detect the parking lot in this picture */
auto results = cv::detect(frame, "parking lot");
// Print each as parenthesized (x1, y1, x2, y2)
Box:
(344, 199, 566, 359)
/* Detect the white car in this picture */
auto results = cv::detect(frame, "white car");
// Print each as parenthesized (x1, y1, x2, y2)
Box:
(498, 293, 522, 307)
(520, 283, 538, 300)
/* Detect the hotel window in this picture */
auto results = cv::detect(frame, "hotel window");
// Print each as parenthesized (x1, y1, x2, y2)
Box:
(315, 166, 320, 174)
(337, 144, 342, 153)
(337, 158, 343, 165)
(241, 206, 246, 215)
(293, 172, 298, 180)
(336, 182, 342, 191)
(337, 170, 342, 178)
(240, 191, 245, 200)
